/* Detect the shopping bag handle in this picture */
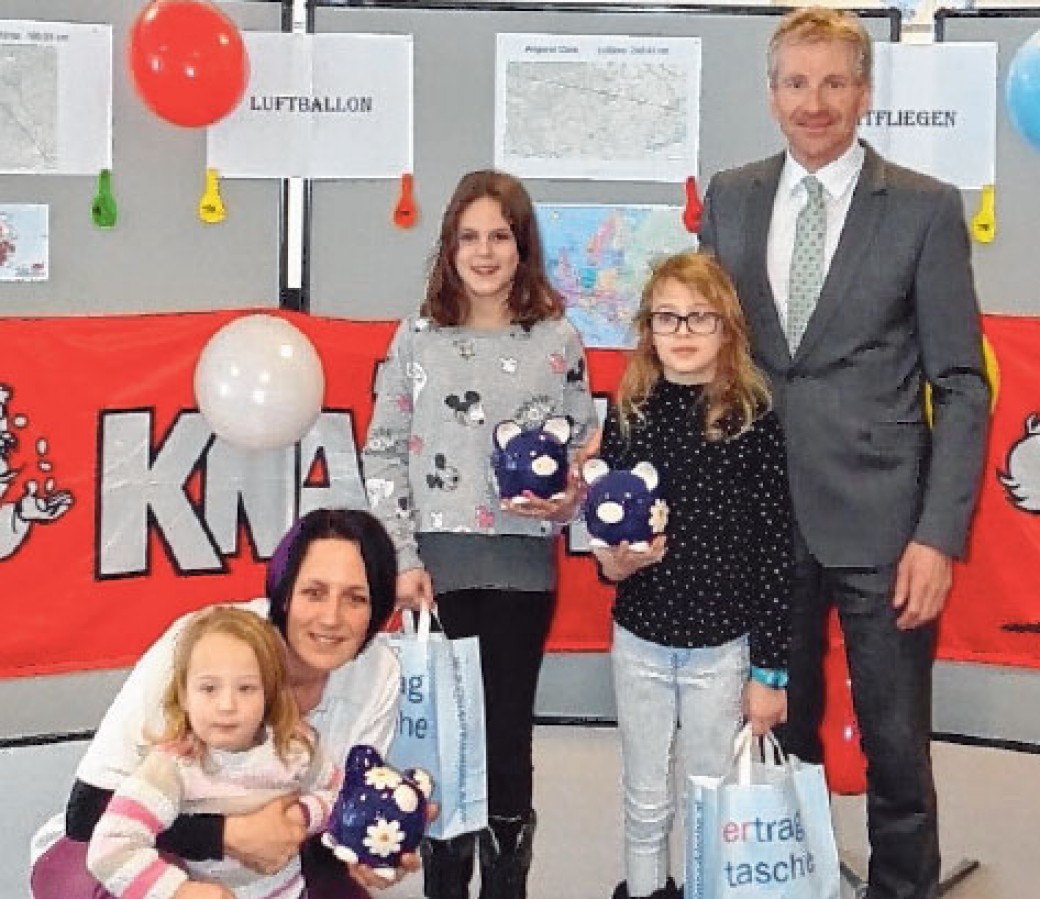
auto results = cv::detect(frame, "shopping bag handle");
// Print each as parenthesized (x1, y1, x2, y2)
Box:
(400, 606, 435, 641)
(733, 723, 787, 785)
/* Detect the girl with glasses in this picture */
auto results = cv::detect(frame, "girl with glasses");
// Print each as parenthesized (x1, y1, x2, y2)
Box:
(590, 251, 795, 899)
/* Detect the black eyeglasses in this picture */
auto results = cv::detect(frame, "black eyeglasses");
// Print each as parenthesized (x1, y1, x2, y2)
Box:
(649, 310, 723, 336)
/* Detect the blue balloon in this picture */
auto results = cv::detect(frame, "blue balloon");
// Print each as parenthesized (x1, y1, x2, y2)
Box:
(1006, 30, 1040, 151)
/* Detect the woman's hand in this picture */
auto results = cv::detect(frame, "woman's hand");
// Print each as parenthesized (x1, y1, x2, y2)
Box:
(174, 883, 234, 899)
(223, 795, 307, 874)
(396, 568, 434, 611)
(743, 681, 788, 737)
(346, 850, 422, 890)
(591, 536, 667, 582)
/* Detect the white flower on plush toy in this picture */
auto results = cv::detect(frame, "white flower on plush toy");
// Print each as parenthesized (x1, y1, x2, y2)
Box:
(649, 499, 669, 534)
(364, 818, 406, 858)
(365, 766, 403, 791)
(393, 783, 421, 814)
(411, 768, 433, 798)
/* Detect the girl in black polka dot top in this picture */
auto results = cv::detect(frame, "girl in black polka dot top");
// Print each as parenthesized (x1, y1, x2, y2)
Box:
(591, 251, 795, 899)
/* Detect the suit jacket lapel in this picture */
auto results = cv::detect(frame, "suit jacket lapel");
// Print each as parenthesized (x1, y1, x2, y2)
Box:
(744, 154, 790, 367)
(795, 143, 887, 360)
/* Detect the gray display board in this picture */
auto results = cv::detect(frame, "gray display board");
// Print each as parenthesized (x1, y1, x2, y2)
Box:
(310, 2, 898, 319)
(937, 8, 1040, 315)
(0, 1, 283, 316)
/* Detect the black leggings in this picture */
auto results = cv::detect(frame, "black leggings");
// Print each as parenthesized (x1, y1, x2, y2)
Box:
(435, 588, 555, 819)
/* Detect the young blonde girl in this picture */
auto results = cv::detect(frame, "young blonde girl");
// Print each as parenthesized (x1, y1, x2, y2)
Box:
(591, 251, 795, 899)
(87, 606, 339, 899)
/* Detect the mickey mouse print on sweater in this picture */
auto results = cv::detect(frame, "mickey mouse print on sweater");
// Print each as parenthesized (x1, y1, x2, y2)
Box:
(426, 454, 460, 490)
(445, 391, 486, 426)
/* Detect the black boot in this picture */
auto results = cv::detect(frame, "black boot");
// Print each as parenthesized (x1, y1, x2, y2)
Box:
(421, 833, 477, 899)
(611, 877, 681, 899)
(477, 810, 537, 899)
(656, 877, 682, 899)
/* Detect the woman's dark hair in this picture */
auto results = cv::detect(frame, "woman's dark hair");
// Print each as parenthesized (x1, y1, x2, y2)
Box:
(265, 508, 397, 648)
(422, 169, 564, 327)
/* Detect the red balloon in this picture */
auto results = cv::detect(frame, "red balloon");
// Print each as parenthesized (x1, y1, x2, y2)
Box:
(819, 611, 868, 795)
(128, 0, 249, 128)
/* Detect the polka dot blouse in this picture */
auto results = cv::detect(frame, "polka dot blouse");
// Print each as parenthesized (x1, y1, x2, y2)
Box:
(598, 379, 794, 670)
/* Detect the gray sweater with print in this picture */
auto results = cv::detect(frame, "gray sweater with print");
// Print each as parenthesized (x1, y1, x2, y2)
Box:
(362, 315, 598, 573)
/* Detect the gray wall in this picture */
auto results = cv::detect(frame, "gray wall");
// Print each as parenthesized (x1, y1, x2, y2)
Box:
(0, 0, 282, 316)
(937, 8, 1040, 313)
(308, 2, 897, 318)
(7, 655, 1040, 748)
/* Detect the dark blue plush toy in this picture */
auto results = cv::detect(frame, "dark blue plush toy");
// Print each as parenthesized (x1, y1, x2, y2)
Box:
(491, 416, 573, 503)
(582, 459, 669, 550)
(321, 745, 432, 879)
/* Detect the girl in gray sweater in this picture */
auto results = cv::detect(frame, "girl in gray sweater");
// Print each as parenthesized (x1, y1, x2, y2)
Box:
(363, 170, 598, 899)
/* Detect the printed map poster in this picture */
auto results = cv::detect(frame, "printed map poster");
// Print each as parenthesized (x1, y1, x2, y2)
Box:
(0, 20, 112, 175)
(860, 42, 996, 189)
(536, 204, 696, 348)
(496, 34, 701, 182)
(208, 32, 413, 179)
(0, 204, 48, 281)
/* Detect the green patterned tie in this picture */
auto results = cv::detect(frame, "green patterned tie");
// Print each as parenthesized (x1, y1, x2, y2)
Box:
(786, 175, 826, 352)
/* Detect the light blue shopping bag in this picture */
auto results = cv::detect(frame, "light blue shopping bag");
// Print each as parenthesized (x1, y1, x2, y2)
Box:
(386, 608, 488, 840)
(686, 726, 840, 899)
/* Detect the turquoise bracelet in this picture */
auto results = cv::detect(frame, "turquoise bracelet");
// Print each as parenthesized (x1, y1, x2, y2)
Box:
(750, 666, 789, 689)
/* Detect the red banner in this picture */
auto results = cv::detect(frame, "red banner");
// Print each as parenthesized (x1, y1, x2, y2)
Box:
(940, 315, 1040, 668)
(0, 310, 1037, 678)
(0, 311, 620, 678)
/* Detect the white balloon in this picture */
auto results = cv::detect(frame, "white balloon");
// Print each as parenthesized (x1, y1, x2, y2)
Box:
(194, 314, 325, 450)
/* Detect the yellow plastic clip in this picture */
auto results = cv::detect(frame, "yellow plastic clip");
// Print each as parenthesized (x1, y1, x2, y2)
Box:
(970, 184, 996, 244)
(198, 168, 226, 224)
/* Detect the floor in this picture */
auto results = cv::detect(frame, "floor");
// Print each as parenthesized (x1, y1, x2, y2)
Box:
(5, 725, 1036, 899)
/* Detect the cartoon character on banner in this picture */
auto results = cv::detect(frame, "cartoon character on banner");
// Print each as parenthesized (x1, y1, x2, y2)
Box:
(490, 416, 572, 504)
(322, 745, 432, 879)
(0, 384, 74, 560)
(581, 458, 669, 552)
(999, 413, 1040, 513)
(128, 0, 249, 128)
(194, 314, 325, 451)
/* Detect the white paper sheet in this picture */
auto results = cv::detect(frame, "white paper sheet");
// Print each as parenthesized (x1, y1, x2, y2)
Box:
(207, 32, 413, 179)
(861, 43, 997, 189)
(0, 20, 111, 175)
(495, 33, 701, 182)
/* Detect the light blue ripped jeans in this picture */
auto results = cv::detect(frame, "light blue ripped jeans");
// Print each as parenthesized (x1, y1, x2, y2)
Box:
(611, 624, 748, 897)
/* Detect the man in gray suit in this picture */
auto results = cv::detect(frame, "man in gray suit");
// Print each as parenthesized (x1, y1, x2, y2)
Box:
(699, 8, 990, 899)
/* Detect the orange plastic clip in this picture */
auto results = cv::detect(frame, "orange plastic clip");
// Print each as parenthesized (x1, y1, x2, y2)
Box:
(394, 173, 418, 229)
